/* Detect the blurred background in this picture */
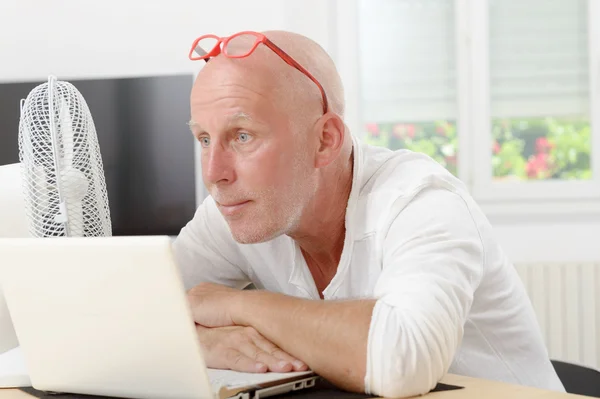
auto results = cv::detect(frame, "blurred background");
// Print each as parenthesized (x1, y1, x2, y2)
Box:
(0, 0, 598, 372)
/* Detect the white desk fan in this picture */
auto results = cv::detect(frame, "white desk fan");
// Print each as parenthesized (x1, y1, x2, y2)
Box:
(17, 75, 112, 237)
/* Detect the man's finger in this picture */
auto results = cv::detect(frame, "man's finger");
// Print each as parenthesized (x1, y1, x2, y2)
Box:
(225, 348, 268, 373)
(251, 335, 308, 372)
(238, 340, 294, 373)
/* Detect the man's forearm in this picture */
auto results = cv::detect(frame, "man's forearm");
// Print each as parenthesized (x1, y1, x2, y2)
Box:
(233, 291, 376, 392)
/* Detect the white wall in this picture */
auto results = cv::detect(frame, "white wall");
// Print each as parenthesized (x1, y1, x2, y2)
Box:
(0, 0, 284, 83)
(0, 0, 335, 83)
(492, 220, 600, 263)
(1, 0, 598, 264)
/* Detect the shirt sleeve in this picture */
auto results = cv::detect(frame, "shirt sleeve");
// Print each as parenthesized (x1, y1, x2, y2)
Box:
(171, 196, 251, 291)
(364, 187, 485, 398)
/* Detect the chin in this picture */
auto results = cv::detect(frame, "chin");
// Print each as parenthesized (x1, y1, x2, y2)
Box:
(228, 223, 286, 245)
(225, 205, 302, 244)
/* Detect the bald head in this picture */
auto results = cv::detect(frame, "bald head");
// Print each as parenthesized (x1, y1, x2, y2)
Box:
(190, 31, 345, 135)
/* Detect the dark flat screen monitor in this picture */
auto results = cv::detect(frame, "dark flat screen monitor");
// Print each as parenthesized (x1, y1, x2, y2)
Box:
(0, 74, 198, 236)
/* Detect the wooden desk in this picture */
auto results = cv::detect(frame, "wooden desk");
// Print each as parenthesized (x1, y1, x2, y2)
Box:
(434, 374, 586, 399)
(0, 374, 586, 399)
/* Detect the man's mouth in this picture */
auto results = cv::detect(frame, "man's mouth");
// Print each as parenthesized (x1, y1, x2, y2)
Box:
(217, 200, 251, 216)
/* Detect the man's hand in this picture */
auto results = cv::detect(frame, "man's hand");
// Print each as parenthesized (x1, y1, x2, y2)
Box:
(196, 325, 308, 373)
(187, 282, 241, 328)
(187, 282, 374, 392)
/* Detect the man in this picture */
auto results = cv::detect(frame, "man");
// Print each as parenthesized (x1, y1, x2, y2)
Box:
(173, 30, 564, 398)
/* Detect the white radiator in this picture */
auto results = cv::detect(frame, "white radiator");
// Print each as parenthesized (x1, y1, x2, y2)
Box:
(514, 262, 600, 369)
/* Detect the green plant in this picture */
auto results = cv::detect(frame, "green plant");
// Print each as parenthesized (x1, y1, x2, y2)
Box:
(364, 120, 458, 176)
(364, 116, 592, 181)
(492, 117, 591, 180)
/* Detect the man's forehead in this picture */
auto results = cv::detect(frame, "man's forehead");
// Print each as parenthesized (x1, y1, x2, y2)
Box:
(188, 111, 254, 133)
(194, 53, 271, 85)
(192, 51, 285, 106)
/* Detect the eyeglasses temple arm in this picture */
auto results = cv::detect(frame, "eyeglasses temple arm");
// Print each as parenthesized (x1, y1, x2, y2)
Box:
(265, 41, 329, 114)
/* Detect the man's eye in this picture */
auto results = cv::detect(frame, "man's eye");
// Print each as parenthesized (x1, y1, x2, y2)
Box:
(199, 137, 210, 147)
(238, 132, 251, 143)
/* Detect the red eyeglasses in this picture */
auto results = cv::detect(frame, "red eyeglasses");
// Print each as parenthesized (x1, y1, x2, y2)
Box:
(188, 31, 329, 114)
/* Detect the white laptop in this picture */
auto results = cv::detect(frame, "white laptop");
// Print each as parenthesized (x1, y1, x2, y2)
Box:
(0, 236, 318, 399)
(0, 163, 29, 354)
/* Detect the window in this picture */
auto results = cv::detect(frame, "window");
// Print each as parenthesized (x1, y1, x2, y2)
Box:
(358, 0, 459, 175)
(337, 0, 600, 206)
(489, 0, 591, 182)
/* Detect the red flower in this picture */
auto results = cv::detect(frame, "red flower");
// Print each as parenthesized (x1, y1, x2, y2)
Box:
(526, 153, 550, 179)
(535, 137, 554, 154)
(392, 124, 416, 139)
(366, 123, 379, 137)
(492, 141, 501, 154)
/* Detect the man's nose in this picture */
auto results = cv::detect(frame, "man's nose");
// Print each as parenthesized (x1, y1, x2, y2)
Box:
(203, 144, 235, 185)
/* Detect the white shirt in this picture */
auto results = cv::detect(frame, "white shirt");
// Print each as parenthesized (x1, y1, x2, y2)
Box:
(172, 136, 565, 398)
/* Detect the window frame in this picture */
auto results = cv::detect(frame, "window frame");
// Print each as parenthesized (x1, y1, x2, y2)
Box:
(335, 0, 600, 213)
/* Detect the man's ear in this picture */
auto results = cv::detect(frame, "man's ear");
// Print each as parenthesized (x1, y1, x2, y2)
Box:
(312, 113, 346, 169)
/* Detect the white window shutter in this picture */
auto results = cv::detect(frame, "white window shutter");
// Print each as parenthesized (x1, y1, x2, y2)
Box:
(358, 0, 457, 123)
(489, 0, 589, 118)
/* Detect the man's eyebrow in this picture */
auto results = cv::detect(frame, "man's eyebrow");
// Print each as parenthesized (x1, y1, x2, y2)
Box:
(227, 112, 253, 126)
(187, 112, 257, 134)
(187, 120, 202, 134)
